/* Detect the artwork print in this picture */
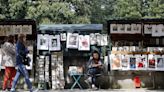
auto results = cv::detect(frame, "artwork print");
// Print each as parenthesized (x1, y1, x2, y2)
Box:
(121, 55, 129, 70)
(118, 24, 125, 33)
(90, 33, 97, 45)
(110, 54, 121, 70)
(101, 34, 108, 46)
(148, 54, 156, 70)
(66, 33, 79, 49)
(22, 25, 32, 34)
(37, 34, 49, 50)
(78, 35, 90, 51)
(144, 24, 152, 34)
(49, 35, 61, 51)
(13, 25, 22, 34)
(129, 55, 136, 70)
(110, 24, 118, 33)
(60, 33, 67, 41)
(135, 55, 147, 70)
(156, 55, 164, 71)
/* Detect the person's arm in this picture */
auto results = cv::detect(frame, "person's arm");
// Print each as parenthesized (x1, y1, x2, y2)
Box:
(92, 60, 103, 68)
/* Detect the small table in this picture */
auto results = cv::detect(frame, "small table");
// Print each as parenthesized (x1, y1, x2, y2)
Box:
(70, 73, 83, 89)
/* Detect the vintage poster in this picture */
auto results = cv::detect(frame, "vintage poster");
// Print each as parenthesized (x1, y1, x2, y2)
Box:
(110, 24, 118, 33)
(152, 25, 161, 37)
(37, 34, 49, 50)
(60, 33, 67, 41)
(78, 35, 90, 51)
(13, 25, 22, 34)
(121, 55, 129, 70)
(118, 24, 125, 33)
(110, 54, 121, 70)
(22, 25, 32, 34)
(49, 35, 61, 51)
(132, 24, 141, 34)
(101, 34, 108, 46)
(90, 33, 97, 45)
(135, 55, 147, 70)
(66, 33, 79, 49)
(148, 54, 156, 70)
(129, 55, 136, 70)
(144, 24, 153, 34)
(125, 24, 132, 33)
(96, 33, 101, 46)
(156, 55, 164, 71)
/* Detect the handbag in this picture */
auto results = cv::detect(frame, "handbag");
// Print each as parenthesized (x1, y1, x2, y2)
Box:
(22, 56, 31, 66)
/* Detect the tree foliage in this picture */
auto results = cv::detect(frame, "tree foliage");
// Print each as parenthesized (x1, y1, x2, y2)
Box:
(0, 0, 164, 24)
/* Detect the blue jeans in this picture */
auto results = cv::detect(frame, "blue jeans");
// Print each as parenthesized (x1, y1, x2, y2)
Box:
(88, 67, 101, 85)
(11, 64, 32, 91)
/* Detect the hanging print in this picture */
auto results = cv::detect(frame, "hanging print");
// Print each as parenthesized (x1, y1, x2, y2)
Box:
(148, 54, 156, 70)
(96, 33, 101, 46)
(13, 25, 22, 34)
(135, 55, 147, 70)
(22, 25, 32, 34)
(129, 55, 136, 70)
(110, 54, 121, 70)
(0, 26, 5, 36)
(118, 24, 125, 33)
(90, 33, 97, 45)
(110, 24, 118, 33)
(121, 55, 129, 70)
(132, 24, 141, 34)
(49, 35, 61, 51)
(156, 55, 164, 71)
(78, 35, 90, 51)
(152, 25, 161, 37)
(125, 24, 132, 33)
(101, 34, 108, 46)
(5, 25, 13, 35)
(66, 33, 79, 49)
(37, 34, 49, 50)
(60, 33, 67, 41)
(144, 24, 153, 34)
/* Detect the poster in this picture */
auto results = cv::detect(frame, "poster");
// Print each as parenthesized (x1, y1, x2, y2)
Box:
(90, 33, 97, 45)
(22, 25, 32, 34)
(129, 55, 136, 70)
(78, 35, 90, 51)
(66, 33, 79, 49)
(101, 34, 108, 46)
(144, 24, 152, 34)
(110, 24, 118, 33)
(148, 54, 156, 70)
(60, 33, 67, 41)
(13, 25, 22, 34)
(132, 24, 141, 34)
(37, 34, 49, 50)
(135, 55, 147, 70)
(156, 55, 164, 71)
(96, 33, 101, 46)
(121, 55, 129, 70)
(49, 35, 61, 51)
(110, 54, 121, 70)
(118, 24, 125, 33)
(125, 24, 132, 33)
(26, 54, 33, 70)
(152, 25, 161, 37)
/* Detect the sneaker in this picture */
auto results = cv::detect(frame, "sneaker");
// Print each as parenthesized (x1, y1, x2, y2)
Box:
(91, 84, 98, 90)
(10, 88, 15, 92)
(30, 88, 39, 92)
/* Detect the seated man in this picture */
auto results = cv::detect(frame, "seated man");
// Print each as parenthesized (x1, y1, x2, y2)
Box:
(87, 50, 103, 89)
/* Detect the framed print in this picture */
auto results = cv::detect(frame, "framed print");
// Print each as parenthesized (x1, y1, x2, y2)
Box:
(49, 35, 61, 51)
(112, 47, 118, 51)
(121, 55, 129, 70)
(132, 24, 141, 34)
(110, 24, 118, 33)
(129, 55, 136, 70)
(148, 54, 156, 70)
(60, 33, 67, 41)
(118, 24, 125, 33)
(26, 54, 33, 70)
(135, 55, 147, 70)
(22, 25, 32, 34)
(123, 46, 129, 51)
(13, 25, 22, 34)
(5, 25, 13, 35)
(101, 34, 108, 46)
(129, 46, 136, 52)
(37, 34, 49, 50)
(125, 24, 132, 33)
(66, 33, 79, 49)
(144, 24, 152, 34)
(78, 35, 90, 51)
(90, 33, 97, 45)
(96, 33, 101, 46)
(110, 54, 121, 70)
(152, 25, 161, 37)
(156, 55, 164, 71)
